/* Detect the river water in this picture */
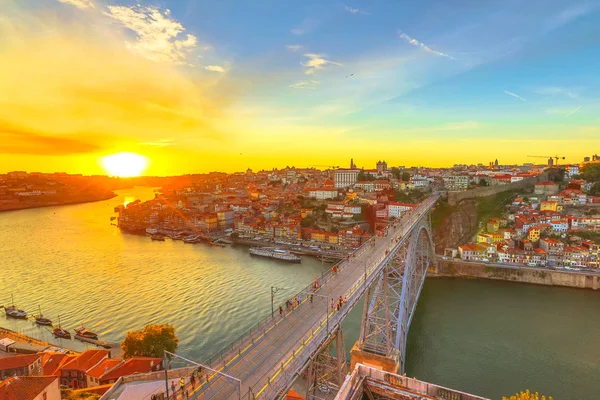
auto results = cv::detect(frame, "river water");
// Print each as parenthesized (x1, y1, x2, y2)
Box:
(1, 187, 598, 399)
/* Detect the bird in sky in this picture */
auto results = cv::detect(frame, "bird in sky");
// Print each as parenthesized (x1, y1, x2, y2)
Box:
(346, 73, 354, 78)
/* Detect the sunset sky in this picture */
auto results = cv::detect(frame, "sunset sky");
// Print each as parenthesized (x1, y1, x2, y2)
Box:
(1, 0, 599, 175)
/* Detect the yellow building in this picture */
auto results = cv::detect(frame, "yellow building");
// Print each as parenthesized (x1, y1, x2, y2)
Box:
(540, 201, 558, 212)
(478, 232, 504, 244)
(486, 219, 500, 232)
(527, 226, 541, 242)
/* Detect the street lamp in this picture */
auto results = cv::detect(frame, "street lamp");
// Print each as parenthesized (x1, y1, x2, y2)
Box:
(309, 291, 331, 335)
(163, 351, 171, 399)
(271, 286, 287, 318)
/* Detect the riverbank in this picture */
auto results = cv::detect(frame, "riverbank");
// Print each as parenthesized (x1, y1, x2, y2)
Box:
(0, 192, 117, 212)
(0, 327, 79, 357)
(432, 258, 600, 290)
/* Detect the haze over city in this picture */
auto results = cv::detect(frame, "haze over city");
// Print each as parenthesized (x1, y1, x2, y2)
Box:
(1, 0, 599, 176)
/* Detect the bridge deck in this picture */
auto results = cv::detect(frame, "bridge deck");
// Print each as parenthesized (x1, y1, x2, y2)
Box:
(184, 197, 438, 400)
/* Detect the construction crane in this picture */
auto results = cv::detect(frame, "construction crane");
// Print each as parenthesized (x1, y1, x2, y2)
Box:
(527, 155, 566, 165)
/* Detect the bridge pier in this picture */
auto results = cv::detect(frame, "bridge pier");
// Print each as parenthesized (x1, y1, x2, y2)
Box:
(306, 326, 347, 400)
(349, 341, 400, 373)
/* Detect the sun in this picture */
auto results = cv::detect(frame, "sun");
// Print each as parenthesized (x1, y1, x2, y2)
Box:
(101, 152, 148, 177)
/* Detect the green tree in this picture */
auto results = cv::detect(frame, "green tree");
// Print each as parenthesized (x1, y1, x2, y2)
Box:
(590, 181, 600, 196)
(390, 167, 401, 179)
(546, 167, 566, 182)
(401, 172, 410, 182)
(230, 232, 240, 239)
(478, 178, 489, 187)
(580, 163, 600, 182)
(301, 217, 314, 227)
(121, 323, 179, 359)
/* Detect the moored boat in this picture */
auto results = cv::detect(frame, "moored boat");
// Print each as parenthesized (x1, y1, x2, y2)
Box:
(249, 247, 301, 263)
(53, 315, 71, 339)
(150, 234, 165, 241)
(34, 306, 52, 326)
(75, 325, 98, 339)
(5, 295, 27, 319)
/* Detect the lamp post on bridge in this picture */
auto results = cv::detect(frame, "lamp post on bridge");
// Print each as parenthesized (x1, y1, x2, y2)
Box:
(271, 286, 287, 319)
(308, 291, 330, 335)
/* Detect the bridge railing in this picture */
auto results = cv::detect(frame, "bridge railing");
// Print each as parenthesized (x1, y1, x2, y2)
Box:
(201, 239, 369, 370)
(252, 196, 440, 398)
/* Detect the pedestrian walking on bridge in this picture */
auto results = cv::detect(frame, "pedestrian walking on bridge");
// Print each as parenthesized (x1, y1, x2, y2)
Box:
(279, 305, 284, 316)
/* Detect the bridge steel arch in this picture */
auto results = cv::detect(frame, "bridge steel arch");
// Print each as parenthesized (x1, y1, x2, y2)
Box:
(357, 214, 436, 374)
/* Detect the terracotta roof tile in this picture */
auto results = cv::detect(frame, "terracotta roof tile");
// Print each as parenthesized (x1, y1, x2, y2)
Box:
(86, 359, 121, 379)
(60, 349, 109, 372)
(100, 357, 163, 381)
(0, 376, 58, 400)
(41, 353, 75, 376)
(0, 354, 41, 371)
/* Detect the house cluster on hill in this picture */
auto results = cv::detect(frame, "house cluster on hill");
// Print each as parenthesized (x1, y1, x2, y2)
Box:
(456, 179, 600, 269)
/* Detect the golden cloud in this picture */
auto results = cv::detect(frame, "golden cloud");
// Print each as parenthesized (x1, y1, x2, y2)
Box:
(0, 3, 235, 156)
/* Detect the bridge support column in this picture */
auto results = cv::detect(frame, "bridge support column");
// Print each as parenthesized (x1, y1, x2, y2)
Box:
(349, 341, 400, 373)
(305, 326, 347, 400)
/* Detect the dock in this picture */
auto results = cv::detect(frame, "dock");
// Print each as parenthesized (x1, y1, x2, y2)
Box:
(74, 334, 116, 349)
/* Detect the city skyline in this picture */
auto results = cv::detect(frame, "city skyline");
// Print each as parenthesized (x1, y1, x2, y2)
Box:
(1, 0, 599, 176)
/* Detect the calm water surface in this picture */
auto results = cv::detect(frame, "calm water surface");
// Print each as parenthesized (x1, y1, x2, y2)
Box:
(1, 187, 599, 399)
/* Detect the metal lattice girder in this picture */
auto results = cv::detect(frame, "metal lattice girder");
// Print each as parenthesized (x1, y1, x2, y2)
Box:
(359, 242, 408, 358)
(358, 214, 436, 374)
(306, 326, 348, 400)
(395, 217, 436, 373)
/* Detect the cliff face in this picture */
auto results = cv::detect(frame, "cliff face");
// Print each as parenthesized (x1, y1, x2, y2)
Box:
(433, 199, 478, 254)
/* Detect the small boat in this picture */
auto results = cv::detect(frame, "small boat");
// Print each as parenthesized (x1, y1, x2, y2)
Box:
(110, 216, 116, 221)
(183, 235, 202, 243)
(53, 315, 71, 339)
(34, 306, 52, 326)
(75, 325, 98, 339)
(5, 295, 27, 319)
(151, 234, 165, 241)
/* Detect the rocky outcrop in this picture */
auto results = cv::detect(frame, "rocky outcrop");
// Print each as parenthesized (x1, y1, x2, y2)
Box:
(433, 198, 478, 254)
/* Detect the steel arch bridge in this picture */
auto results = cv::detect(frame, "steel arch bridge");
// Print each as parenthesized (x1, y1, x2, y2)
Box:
(178, 194, 439, 400)
(356, 214, 436, 374)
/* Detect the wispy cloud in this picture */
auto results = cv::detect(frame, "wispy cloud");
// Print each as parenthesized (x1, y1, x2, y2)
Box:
(205, 65, 225, 73)
(566, 105, 582, 116)
(290, 80, 320, 89)
(302, 53, 342, 75)
(56, 0, 95, 9)
(104, 5, 199, 65)
(535, 86, 580, 100)
(0, 121, 103, 155)
(398, 31, 456, 60)
(286, 44, 303, 52)
(547, 3, 599, 31)
(291, 18, 317, 35)
(344, 5, 369, 15)
(504, 90, 528, 102)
